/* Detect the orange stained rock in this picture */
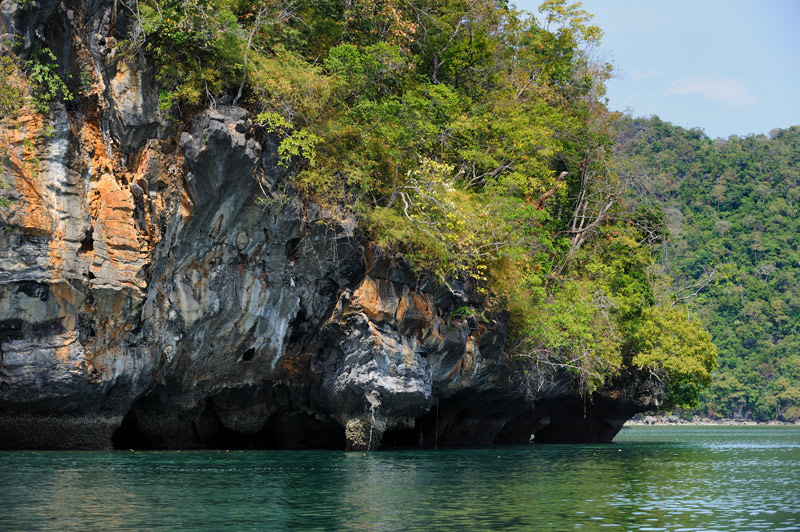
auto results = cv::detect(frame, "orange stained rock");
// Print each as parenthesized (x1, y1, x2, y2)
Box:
(54, 341, 74, 363)
(352, 277, 379, 319)
(89, 173, 147, 285)
(411, 292, 437, 340)
(80, 117, 140, 251)
(367, 278, 401, 323)
(426, 315, 444, 344)
(16, 173, 52, 237)
(79, 115, 113, 177)
(462, 338, 477, 375)
(131, 146, 153, 186)
(90, 173, 133, 219)
(49, 280, 85, 330)
(177, 176, 192, 218)
(412, 292, 434, 321)
(1, 112, 52, 236)
(110, 291, 129, 317)
(281, 354, 307, 377)
(395, 287, 408, 322)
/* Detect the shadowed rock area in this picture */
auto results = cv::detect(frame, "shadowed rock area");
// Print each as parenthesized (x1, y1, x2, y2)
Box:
(0, 0, 664, 450)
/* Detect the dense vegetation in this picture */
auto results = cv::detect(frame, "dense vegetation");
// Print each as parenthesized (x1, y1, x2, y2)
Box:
(1, 0, 717, 407)
(615, 117, 800, 420)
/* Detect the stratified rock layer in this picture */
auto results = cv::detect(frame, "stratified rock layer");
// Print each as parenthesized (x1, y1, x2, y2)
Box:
(0, 0, 663, 450)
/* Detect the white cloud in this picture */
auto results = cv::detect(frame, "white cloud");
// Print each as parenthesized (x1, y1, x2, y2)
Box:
(664, 77, 760, 107)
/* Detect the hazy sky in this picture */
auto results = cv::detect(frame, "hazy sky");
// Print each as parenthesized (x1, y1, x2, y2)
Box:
(515, 0, 800, 139)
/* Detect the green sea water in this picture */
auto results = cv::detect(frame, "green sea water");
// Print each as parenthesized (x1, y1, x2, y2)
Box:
(1, 426, 798, 531)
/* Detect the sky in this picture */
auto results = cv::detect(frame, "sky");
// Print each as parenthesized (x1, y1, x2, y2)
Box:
(515, 0, 800, 139)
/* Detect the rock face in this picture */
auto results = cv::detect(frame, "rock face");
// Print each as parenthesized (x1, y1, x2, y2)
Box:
(0, 0, 664, 450)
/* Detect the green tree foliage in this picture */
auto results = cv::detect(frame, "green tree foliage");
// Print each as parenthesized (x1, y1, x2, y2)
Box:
(124, 0, 244, 109)
(524, 276, 623, 395)
(26, 45, 73, 113)
(0, 55, 25, 116)
(2, 43, 72, 115)
(0, 54, 25, 209)
(631, 306, 717, 408)
(615, 117, 800, 420)
(119, 0, 716, 404)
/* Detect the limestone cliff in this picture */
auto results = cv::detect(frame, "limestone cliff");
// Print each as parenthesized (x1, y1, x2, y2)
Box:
(0, 0, 663, 450)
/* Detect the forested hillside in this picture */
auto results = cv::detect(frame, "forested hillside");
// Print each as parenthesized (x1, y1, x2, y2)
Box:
(614, 117, 800, 421)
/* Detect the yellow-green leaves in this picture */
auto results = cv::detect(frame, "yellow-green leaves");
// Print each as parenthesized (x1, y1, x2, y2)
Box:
(0, 56, 25, 116)
(256, 111, 292, 133)
(538, 0, 603, 47)
(277, 129, 320, 167)
(632, 306, 717, 407)
(374, 158, 509, 283)
(528, 278, 623, 395)
(248, 47, 335, 127)
(256, 111, 319, 168)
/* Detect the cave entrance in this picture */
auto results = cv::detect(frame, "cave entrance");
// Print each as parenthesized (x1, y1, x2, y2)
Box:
(379, 419, 426, 449)
(112, 400, 348, 450)
(112, 409, 160, 449)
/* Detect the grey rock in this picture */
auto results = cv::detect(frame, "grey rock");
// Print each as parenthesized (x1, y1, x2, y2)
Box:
(107, 57, 164, 151)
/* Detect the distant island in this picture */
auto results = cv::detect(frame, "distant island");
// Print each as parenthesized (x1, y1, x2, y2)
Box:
(615, 117, 800, 423)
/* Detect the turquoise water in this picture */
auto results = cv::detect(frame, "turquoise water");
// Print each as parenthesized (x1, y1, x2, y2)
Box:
(1, 426, 798, 531)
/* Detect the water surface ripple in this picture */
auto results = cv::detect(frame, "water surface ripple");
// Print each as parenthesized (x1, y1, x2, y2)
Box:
(1, 426, 798, 531)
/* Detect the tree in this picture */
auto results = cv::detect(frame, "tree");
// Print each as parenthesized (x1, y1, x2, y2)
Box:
(631, 306, 717, 408)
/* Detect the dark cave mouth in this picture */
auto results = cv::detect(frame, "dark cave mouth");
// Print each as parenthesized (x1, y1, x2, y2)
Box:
(380, 422, 426, 449)
(111, 407, 347, 450)
(109, 392, 630, 451)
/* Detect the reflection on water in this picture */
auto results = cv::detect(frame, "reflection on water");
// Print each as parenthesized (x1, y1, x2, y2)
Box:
(1, 427, 798, 531)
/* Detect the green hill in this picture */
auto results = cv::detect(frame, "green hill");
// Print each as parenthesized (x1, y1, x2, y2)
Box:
(614, 117, 800, 421)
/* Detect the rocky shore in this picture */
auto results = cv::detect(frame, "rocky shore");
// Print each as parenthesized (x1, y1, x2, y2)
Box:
(625, 415, 800, 427)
